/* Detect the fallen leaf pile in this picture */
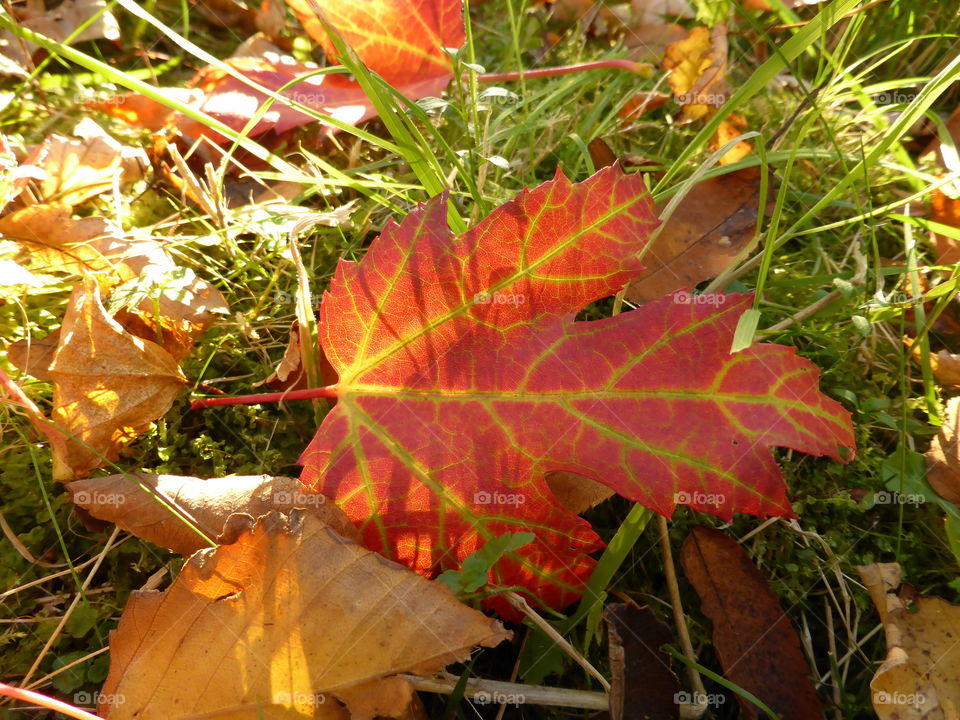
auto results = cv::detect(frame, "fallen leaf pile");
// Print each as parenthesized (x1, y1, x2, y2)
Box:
(0, 125, 226, 479)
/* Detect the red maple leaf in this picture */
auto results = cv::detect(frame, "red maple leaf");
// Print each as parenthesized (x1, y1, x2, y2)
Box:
(93, 0, 463, 143)
(297, 164, 855, 611)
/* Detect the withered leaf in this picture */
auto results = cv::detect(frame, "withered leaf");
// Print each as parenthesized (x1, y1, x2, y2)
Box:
(20, 120, 147, 207)
(604, 603, 679, 720)
(68, 473, 362, 555)
(99, 510, 510, 720)
(858, 563, 960, 719)
(663, 25, 728, 124)
(680, 526, 823, 720)
(49, 279, 186, 480)
(626, 166, 763, 304)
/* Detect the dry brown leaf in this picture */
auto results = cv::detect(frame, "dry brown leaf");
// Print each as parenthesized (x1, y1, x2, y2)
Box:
(619, 90, 670, 120)
(925, 397, 960, 505)
(626, 166, 764, 304)
(49, 279, 186, 480)
(0, 204, 227, 359)
(925, 348, 960, 389)
(20, 120, 147, 207)
(98, 510, 510, 720)
(858, 562, 960, 719)
(681, 526, 823, 720)
(0, 132, 46, 206)
(68, 473, 362, 555)
(0, 204, 149, 283)
(546, 472, 615, 515)
(6, 329, 59, 381)
(663, 25, 729, 124)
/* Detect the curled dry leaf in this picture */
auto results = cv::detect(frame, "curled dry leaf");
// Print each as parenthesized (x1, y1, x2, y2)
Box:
(925, 396, 960, 504)
(930, 187, 960, 266)
(67, 473, 362, 555)
(98, 510, 510, 720)
(19, 119, 147, 207)
(858, 562, 960, 719)
(49, 279, 186, 480)
(0, 203, 227, 362)
(626, 166, 764, 304)
(680, 526, 823, 720)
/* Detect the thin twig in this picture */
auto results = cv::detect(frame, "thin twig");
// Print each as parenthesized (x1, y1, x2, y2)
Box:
(658, 515, 708, 718)
(504, 591, 611, 692)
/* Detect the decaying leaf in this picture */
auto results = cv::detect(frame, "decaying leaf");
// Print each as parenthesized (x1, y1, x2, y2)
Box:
(68, 473, 362, 555)
(626, 166, 764, 304)
(925, 396, 960, 504)
(99, 510, 509, 720)
(291, 165, 854, 611)
(711, 112, 753, 165)
(858, 562, 960, 719)
(19, 119, 147, 207)
(604, 603, 679, 720)
(680, 526, 824, 720)
(663, 25, 728, 124)
(49, 279, 186, 480)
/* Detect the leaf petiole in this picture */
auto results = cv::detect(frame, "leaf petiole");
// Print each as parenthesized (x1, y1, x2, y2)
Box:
(190, 386, 339, 410)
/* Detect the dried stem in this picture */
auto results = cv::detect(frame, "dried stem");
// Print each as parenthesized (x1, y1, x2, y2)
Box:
(658, 515, 708, 718)
(504, 591, 611, 692)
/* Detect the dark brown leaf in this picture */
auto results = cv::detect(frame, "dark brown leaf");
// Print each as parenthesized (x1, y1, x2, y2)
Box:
(680, 526, 823, 720)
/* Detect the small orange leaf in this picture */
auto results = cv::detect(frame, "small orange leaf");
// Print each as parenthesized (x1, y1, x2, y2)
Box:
(49, 279, 187, 480)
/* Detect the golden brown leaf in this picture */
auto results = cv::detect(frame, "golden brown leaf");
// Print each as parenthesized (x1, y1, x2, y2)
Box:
(6, 329, 59, 381)
(20, 120, 147, 207)
(858, 562, 960, 719)
(626, 166, 763, 304)
(68, 473, 362, 555)
(99, 510, 510, 720)
(49, 279, 186, 479)
(711, 112, 753, 165)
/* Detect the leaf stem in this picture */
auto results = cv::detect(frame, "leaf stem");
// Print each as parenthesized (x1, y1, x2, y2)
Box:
(0, 683, 105, 720)
(190, 386, 339, 409)
(477, 60, 652, 83)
